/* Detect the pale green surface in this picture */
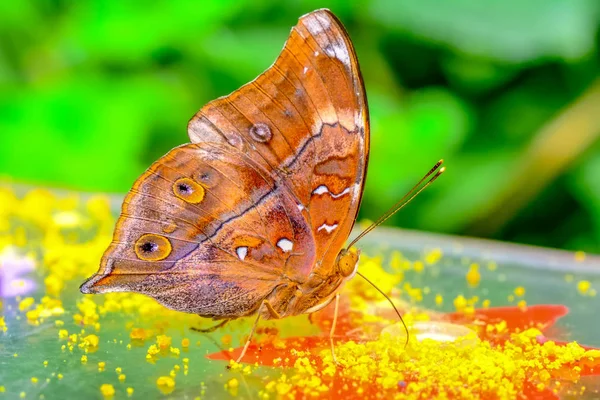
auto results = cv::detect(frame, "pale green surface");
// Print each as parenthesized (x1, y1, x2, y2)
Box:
(1, 226, 599, 399)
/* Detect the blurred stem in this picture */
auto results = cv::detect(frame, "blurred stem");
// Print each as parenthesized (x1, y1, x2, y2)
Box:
(468, 78, 600, 236)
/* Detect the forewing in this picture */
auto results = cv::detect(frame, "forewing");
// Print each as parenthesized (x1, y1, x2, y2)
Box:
(187, 9, 369, 272)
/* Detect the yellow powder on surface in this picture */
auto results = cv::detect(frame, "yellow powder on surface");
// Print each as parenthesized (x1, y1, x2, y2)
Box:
(100, 384, 115, 398)
(514, 286, 526, 297)
(156, 376, 176, 395)
(0, 186, 598, 400)
(466, 263, 481, 287)
(578, 280, 591, 295)
(260, 328, 595, 399)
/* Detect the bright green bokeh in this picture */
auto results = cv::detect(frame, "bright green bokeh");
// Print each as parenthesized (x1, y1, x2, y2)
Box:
(1, 0, 599, 252)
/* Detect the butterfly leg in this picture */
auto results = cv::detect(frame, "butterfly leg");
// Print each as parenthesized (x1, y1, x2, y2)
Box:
(191, 319, 230, 333)
(329, 293, 340, 365)
(235, 300, 281, 363)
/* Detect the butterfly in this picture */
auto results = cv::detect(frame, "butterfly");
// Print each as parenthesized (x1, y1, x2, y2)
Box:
(80, 8, 443, 362)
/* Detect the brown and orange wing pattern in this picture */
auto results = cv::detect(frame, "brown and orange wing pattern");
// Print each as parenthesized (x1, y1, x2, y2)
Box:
(81, 143, 315, 318)
(188, 9, 369, 273)
(81, 9, 368, 319)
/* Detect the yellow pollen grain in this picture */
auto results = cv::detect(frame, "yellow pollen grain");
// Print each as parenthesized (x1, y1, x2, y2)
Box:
(424, 248, 442, 264)
(453, 295, 467, 312)
(18, 297, 35, 311)
(100, 384, 115, 397)
(466, 264, 481, 287)
(156, 334, 172, 349)
(514, 286, 526, 297)
(156, 376, 176, 395)
(574, 251, 586, 262)
(129, 328, 147, 341)
(577, 280, 591, 295)
(227, 378, 239, 388)
(413, 261, 424, 273)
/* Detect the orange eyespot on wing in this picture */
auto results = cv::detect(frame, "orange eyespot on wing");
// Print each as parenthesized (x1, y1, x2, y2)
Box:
(134, 234, 172, 261)
(172, 177, 205, 204)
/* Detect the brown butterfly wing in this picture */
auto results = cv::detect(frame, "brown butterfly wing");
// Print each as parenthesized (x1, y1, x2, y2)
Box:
(81, 9, 367, 319)
(81, 143, 316, 318)
(188, 9, 369, 273)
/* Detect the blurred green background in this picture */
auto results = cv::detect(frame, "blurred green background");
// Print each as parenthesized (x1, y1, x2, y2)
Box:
(1, 0, 599, 253)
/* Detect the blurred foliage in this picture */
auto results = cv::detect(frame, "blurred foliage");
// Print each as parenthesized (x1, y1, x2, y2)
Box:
(1, 0, 599, 253)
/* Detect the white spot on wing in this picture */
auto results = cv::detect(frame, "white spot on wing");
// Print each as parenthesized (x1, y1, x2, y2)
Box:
(324, 42, 351, 67)
(297, 203, 305, 211)
(304, 14, 331, 36)
(312, 185, 351, 199)
(313, 185, 329, 195)
(276, 238, 293, 252)
(303, 66, 309, 74)
(317, 223, 338, 234)
(236, 246, 248, 261)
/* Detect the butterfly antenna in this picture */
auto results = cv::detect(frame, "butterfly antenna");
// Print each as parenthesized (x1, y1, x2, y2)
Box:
(356, 271, 409, 347)
(347, 159, 445, 249)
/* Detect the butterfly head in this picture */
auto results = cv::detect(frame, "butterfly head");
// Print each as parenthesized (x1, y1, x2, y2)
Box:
(335, 248, 360, 279)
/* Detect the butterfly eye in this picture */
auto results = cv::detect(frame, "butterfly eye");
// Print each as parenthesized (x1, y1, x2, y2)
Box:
(336, 250, 359, 277)
(134, 234, 172, 261)
(172, 177, 205, 203)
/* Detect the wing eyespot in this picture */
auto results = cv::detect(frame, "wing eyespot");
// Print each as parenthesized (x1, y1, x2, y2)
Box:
(172, 177, 205, 204)
(249, 123, 272, 143)
(135, 233, 172, 261)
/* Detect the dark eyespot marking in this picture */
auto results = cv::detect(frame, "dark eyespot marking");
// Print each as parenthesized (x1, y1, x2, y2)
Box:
(140, 241, 157, 253)
(172, 177, 205, 204)
(134, 234, 172, 261)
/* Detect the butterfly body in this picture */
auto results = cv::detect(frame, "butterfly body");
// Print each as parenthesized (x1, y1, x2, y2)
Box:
(81, 9, 369, 325)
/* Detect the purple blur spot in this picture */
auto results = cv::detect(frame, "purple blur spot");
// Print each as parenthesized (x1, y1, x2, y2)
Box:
(0, 249, 37, 297)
